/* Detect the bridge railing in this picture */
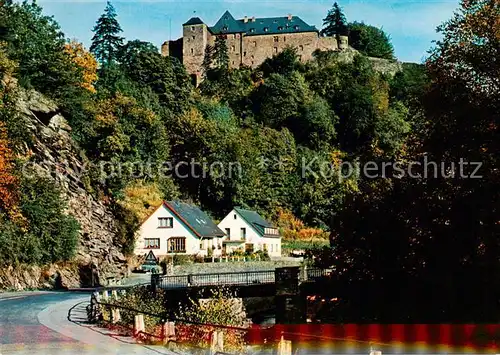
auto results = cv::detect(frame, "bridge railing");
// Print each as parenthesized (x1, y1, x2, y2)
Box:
(156, 269, 276, 289)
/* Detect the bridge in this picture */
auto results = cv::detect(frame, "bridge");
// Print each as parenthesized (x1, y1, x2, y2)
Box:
(152, 267, 330, 289)
(151, 267, 333, 323)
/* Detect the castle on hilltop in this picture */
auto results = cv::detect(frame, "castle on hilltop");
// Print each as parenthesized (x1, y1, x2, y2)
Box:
(162, 10, 349, 84)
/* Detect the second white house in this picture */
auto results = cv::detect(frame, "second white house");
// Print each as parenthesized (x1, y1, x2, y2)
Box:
(217, 207, 282, 257)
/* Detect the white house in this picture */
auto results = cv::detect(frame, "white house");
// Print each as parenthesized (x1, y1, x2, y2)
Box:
(134, 201, 226, 258)
(217, 207, 282, 257)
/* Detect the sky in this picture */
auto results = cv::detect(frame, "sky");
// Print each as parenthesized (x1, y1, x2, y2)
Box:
(36, 0, 460, 63)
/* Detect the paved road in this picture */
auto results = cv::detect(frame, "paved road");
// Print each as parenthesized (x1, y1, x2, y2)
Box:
(0, 290, 173, 355)
(0, 292, 86, 354)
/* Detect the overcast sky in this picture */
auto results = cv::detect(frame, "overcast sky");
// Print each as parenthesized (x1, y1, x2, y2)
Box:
(36, 0, 460, 63)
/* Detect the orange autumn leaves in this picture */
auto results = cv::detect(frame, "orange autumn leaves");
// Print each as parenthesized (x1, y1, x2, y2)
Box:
(64, 41, 98, 93)
(0, 121, 20, 219)
(276, 208, 329, 241)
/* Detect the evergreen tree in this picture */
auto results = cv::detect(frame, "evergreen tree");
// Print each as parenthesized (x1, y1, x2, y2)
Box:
(321, 2, 348, 37)
(90, 1, 124, 65)
(213, 36, 229, 70)
(202, 44, 215, 76)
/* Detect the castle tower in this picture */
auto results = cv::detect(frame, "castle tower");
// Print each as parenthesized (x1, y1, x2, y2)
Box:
(338, 35, 349, 50)
(182, 17, 209, 85)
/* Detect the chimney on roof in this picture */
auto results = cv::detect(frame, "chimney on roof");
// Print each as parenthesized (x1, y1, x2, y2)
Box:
(287, 14, 292, 21)
(244, 16, 248, 23)
(251, 16, 256, 22)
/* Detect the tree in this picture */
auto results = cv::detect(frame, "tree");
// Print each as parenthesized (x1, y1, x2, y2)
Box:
(118, 40, 158, 68)
(325, 0, 499, 322)
(2, 1, 81, 99)
(213, 36, 229, 70)
(349, 22, 395, 60)
(321, 2, 348, 37)
(259, 47, 302, 77)
(90, 1, 124, 66)
(0, 121, 19, 219)
(64, 41, 98, 93)
(202, 44, 215, 76)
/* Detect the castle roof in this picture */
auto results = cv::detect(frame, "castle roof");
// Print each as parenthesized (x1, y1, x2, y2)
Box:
(240, 15, 318, 36)
(210, 10, 245, 34)
(209, 11, 318, 36)
(183, 17, 204, 26)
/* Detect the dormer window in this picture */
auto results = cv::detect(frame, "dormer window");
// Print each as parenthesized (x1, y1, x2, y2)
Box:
(278, 26, 283, 31)
(222, 26, 228, 31)
(264, 27, 269, 32)
(294, 25, 300, 30)
(250, 28, 255, 33)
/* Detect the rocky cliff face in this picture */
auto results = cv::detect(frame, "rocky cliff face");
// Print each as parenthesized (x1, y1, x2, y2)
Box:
(2, 89, 129, 289)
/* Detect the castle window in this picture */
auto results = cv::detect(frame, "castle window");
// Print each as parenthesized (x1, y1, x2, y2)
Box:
(253, 41, 257, 47)
(192, 35, 195, 40)
(283, 36, 286, 42)
(273, 36, 279, 42)
(274, 47, 278, 53)
(190, 48, 194, 55)
(232, 61, 235, 65)
(191, 26, 195, 32)
(231, 45, 235, 52)
(243, 51, 247, 57)
(299, 45, 304, 51)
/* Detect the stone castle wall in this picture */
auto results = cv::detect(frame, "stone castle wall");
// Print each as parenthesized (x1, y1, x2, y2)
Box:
(163, 24, 342, 82)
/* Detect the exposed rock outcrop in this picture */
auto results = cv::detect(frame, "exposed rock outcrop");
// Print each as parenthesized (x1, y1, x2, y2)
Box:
(2, 89, 130, 289)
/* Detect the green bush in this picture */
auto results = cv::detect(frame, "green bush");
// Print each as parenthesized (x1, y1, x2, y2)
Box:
(0, 175, 80, 266)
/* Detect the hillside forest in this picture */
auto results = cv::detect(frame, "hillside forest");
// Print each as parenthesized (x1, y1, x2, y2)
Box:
(0, 0, 498, 320)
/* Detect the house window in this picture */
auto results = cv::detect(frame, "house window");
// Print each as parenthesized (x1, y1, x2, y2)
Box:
(144, 238, 160, 249)
(274, 47, 278, 53)
(274, 36, 279, 42)
(225, 228, 230, 237)
(234, 214, 237, 219)
(158, 217, 173, 228)
(168, 237, 186, 253)
(240, 228, 246, 239)
(276, 244, 279, 253)
(245, 243, 254, 253)
(270, 244, 273, 252)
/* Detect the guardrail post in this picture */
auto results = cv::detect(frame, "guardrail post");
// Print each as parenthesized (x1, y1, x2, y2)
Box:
(134, 314, 145, 337)
(210, 331, 224, 354)
(277, 336, 292, 355)
(111, 308, 121, 323)
(162, 321, 176, 345)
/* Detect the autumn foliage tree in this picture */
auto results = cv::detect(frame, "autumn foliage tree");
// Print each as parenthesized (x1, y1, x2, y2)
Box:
(0, 121, 19, 218)
(64, 40, 98, 93)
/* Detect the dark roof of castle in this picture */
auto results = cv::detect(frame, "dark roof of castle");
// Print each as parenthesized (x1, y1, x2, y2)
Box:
(209, 11, 318, 36)
(210, 10, 245, 34)
(183, 17, 204, 26)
